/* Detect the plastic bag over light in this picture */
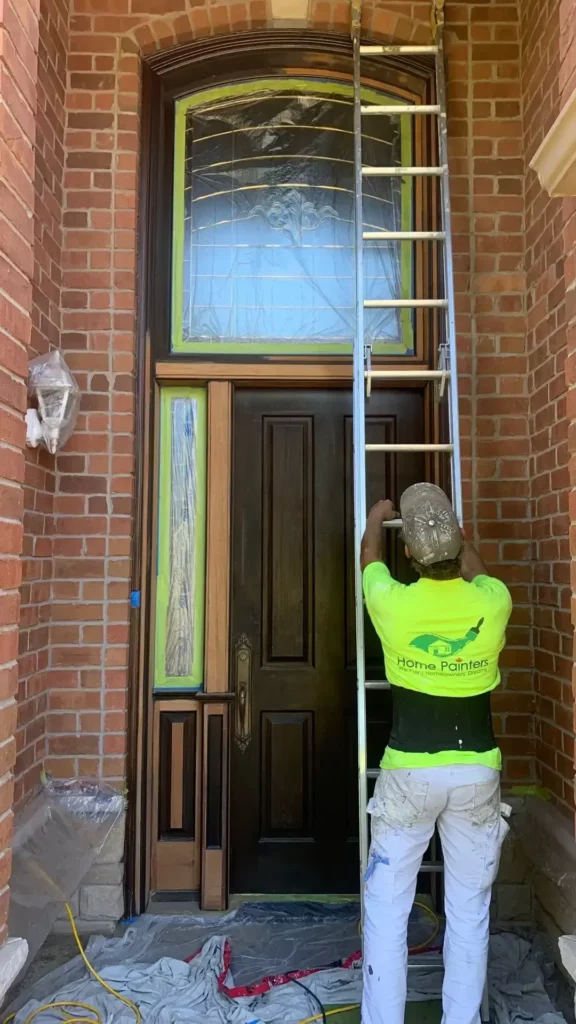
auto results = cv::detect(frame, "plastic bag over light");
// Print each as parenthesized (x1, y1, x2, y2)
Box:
(27, 350, 80, 454)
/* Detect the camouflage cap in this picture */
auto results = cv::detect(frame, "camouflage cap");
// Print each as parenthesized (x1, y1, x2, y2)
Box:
(400, 482, 461, 567)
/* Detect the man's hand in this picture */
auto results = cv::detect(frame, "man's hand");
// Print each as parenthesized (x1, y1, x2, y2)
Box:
(367, 499, 399, 524)
(361, 499, 398, 570)
(460, 531, 489, 582)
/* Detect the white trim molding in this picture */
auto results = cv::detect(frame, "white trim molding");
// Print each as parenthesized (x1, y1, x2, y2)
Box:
(530, 86, 576, 197)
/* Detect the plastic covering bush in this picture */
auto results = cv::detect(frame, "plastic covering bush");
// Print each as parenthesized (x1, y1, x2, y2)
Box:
(9, 778, 124, 971)
(27, 351, 80, 454)
(175, 79, 414, 354)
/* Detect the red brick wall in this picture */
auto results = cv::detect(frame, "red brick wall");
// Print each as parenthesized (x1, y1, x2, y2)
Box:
(0, 0, 41, 941)
(16, 0, 69, 809)
(521, 0, 574, 812)
(559, 0, 576, 816)
(447, 2, 533, 785)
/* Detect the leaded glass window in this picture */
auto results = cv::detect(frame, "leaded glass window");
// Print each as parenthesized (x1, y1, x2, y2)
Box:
(172, 78, 414, 354)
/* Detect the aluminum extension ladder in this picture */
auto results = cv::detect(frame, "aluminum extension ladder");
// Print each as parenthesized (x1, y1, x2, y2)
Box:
(351, 3, 490, 1018)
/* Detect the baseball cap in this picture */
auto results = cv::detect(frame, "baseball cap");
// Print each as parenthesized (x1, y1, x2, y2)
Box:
(400, 482, 461, 567)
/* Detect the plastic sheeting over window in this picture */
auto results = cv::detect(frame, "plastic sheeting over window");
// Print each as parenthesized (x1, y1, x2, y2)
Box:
(155, 388, 207, 691)
(172, 78, 414, 355)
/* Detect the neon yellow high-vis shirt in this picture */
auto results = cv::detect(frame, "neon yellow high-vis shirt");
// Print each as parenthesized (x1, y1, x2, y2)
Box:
(363, 562, 512, 771)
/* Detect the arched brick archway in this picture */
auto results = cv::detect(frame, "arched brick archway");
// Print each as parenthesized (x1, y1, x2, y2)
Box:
(51, 0, 536, 806)
(108, 2, 431, 55)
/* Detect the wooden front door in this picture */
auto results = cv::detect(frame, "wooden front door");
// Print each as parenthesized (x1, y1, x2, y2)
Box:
(230, 387, 425, 894)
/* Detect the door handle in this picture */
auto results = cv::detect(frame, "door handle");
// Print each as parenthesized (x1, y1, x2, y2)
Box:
(234, 633, 252, 752)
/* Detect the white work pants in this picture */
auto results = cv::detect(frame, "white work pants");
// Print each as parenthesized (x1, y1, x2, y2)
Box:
(362, 765, 508, 1024)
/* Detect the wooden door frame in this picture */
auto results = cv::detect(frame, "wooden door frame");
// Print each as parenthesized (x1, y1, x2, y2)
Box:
(126, 28, 440, 916)
(142, 367, 434, 912)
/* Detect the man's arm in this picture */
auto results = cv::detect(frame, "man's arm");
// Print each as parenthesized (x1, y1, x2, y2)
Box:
(360, 499, 399, 571)
(460, 538, 489, 582)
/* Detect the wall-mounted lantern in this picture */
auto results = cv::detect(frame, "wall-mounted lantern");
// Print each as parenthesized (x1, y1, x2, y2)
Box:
(26, 351, 80, 454)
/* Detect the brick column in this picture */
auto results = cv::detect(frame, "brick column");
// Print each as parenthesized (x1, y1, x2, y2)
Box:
(522, 0, 574, 811)
(447, 3, 532, 784)
(0, 0, 41, 939)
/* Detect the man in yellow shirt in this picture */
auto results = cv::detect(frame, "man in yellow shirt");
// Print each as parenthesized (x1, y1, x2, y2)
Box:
(360, 483, 512, 1024)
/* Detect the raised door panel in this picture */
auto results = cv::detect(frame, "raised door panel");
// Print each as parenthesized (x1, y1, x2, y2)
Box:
(262, 417, 314, 666)
(152, 701, 201, 893)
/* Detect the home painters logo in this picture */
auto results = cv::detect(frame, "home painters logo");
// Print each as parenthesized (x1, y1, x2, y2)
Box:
(409, 618, 485, 658)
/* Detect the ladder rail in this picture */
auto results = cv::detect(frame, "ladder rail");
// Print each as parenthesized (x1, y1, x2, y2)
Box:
(351, 0, 369, 898)
(352, 5, 463, 912)
(353, 14, 486, 1015)
(435, 34, 463, 524)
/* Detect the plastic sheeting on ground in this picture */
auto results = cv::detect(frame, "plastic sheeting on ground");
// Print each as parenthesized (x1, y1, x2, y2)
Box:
(5, 902, 436, 1017)
(6, 904, 568, 1024)
(489, 934, 567, 1024)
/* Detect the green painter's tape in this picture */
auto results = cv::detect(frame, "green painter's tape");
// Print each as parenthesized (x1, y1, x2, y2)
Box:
(154, 387, 207, 692)
(170, 340, 409, 355)
(175, 76, 393, 113)
(509, 786, 551, 801)
(171, 102, 187, 363)
(171, 77, 414, 356)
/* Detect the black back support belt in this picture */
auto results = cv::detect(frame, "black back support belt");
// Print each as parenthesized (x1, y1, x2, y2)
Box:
(388, 685, 496, 755)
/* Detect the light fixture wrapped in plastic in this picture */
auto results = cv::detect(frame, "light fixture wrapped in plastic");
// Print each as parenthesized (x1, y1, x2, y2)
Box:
(27, 350, 80, 454)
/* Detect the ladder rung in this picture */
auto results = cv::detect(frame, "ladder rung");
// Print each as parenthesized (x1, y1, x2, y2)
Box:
(360, 45, 439, 55)
(365, 369, 450, 380)
(365, 680, 390, 690)
(364, 230, 446, 241)
(366, 443, 453, 452)
(361, 104, 440, 115)
(362, 166, 443, 176)
(407, 955, 444, 970)
(364, 299, 447, 308)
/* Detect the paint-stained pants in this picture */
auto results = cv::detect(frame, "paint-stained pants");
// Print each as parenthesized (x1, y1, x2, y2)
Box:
(361, 765, 509, 1024)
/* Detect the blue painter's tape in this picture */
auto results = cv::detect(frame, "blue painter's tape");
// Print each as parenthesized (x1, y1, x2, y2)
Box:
(130, 591, 141, 608)
(364, 853, 390, 882)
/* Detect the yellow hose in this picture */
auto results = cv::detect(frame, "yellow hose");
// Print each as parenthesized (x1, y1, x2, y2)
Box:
(6, 904, 141, 1024)
(357, 899, 440, 953)
(62, 904, 140, 1024)
(21, 1003, 100, 1024)
(298, 1007, 360, 1024)
(409, 900, 441, 953)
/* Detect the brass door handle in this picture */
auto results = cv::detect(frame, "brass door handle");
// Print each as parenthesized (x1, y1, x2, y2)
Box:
(234, 634, 252, 752)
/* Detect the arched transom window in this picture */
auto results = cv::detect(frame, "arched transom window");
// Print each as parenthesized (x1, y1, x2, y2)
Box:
(171, 77, 414, 355)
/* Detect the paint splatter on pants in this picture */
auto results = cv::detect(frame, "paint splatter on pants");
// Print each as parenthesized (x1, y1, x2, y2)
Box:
(362, 765, 509, 1024)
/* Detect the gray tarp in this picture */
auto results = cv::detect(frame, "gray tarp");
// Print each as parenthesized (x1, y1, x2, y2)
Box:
(8, 905, 567, 1024)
